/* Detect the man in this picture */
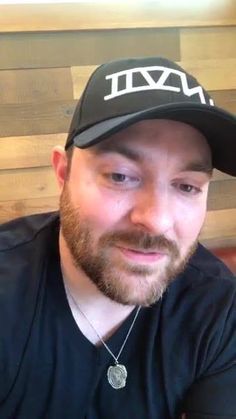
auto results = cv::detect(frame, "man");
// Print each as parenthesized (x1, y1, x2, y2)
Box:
(0, 57, 236, 418)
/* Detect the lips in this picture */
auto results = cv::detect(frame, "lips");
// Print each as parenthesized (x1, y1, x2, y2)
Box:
(117, 246, 167, 263)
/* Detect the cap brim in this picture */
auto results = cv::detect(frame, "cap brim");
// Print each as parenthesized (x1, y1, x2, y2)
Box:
(73, 103, 236, 176)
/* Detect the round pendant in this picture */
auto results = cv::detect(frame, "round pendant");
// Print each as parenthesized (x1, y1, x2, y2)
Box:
(107, 363, 127, 389)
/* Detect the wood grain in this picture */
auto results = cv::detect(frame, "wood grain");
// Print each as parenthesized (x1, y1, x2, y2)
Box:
(0, 2, 235, 32)
(0, 197, 59, 224)
(0, 167, 58, 201)
(179, 59, 236, 91)
(212, 169, 235, 181)
(0, 134, 66, 170)
(0, 29, 179, 70)
(180, 26, 236, 60)
(0, 68, 73, 104)
(0, 100, 76, 137)
(200, 208, 236, 240)
(209, 89, 236, 114)
(202, 236, 236, 249)
(208, 179, 236, 210)
(71, 66, 96, 100)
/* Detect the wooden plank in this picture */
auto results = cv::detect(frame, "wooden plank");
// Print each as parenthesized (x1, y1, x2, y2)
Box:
(0, 68, 73, 104)
(71, 66, 96, 100)
(209, 89, 236, 114)
(200, 208, 236, 240)
(202, 235, 236, 249)
(0, 167, 57, 201)
(212, 169, 235, 181)
(208, 179, 236, 211)
(179, 59, 236, 91)
(0, 196, 59, 224)
(0, 28, 179, 70)
(0, 134, 67, 170)
(180, 27, 236, 61)
(0, 100, 76, 137)
(0, 2, 235, 32)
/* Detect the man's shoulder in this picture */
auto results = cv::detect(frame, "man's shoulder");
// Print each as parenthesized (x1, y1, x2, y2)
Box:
(0, 211, 60, 300)
(163, 244, 236, 380)
(172, 243, 236, 315)
(0, 211, 60, 312)
(0, 212, 60, 401)
(189, 242, 235, 286)
(0, 211, 59, 252)
(169, 243, 236, 311)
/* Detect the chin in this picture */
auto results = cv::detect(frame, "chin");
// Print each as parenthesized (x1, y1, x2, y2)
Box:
(97, 270, 170, 307)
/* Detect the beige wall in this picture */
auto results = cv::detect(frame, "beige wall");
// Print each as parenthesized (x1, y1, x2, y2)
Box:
(0, 1, 236, 248)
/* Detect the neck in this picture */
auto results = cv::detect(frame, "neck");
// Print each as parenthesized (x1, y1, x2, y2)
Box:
(59, 230, 135, 344)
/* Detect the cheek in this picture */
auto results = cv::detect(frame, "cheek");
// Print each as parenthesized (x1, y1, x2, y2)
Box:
(174, 200, 207, 243)
(71, 183, 130, 230)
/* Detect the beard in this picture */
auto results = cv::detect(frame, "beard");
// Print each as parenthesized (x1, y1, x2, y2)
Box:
(60, 185, 198, 307)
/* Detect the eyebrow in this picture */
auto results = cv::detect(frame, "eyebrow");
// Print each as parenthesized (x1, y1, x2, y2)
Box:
(91, 142, 213, 176)
(91, 142, 144, 162)
(181, 162, 213, 176)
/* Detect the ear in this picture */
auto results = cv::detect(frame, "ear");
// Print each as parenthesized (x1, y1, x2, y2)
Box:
(51, 146, 68, 190)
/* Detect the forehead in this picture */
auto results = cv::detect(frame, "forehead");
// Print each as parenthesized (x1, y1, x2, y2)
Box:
(86, 119, 212, 168)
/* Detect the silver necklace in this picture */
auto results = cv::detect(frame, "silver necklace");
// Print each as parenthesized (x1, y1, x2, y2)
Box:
(64, 283, 141, 390)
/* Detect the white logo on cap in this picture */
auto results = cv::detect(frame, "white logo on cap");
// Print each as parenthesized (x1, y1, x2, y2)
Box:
(104, 66, 214, 106)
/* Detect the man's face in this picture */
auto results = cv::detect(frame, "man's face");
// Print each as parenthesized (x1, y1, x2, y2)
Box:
(60, 119, 212, 306)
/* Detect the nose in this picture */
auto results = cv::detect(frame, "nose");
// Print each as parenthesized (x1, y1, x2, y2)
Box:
(129, 186, 174, 235)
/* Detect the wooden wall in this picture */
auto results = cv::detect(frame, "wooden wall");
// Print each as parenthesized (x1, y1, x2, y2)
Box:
(0, 1, 236, 248)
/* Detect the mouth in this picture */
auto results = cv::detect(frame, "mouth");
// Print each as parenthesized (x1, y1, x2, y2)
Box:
(117, 246, 167, 263)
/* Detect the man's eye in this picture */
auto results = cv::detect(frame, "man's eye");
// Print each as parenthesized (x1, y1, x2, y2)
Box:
(178, 184, 201, 194)
(110, 173, 128, 183)
(103, 172, 139, 187)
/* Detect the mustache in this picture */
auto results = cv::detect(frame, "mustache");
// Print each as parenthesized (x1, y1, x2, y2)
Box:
(99, 230, 179, 257)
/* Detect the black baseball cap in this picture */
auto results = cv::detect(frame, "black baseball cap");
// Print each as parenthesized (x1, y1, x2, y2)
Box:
(65, 57, 236, 176)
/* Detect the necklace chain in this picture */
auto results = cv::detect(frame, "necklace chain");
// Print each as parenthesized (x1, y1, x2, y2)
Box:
(64, 282, 141, 364)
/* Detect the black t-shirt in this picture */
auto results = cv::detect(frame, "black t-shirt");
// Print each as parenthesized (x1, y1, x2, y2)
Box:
(0, 213, 236, 419)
